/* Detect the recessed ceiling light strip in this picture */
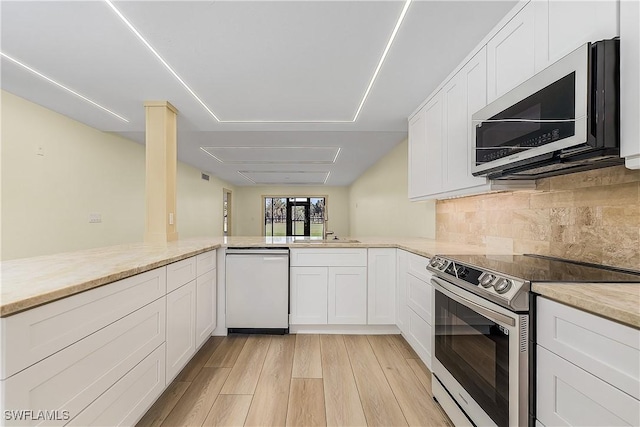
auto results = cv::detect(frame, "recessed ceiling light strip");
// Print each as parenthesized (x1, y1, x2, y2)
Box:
(237, 171, 257, 184)
(324, 171, 331, 184)
(103, 0, 221, 121)
(0, 52, 129, 122)
(352, 0, 412, 122)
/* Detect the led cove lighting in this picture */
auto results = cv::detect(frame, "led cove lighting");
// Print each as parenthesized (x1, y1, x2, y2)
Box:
(199, 146, 341, 164)
(352, 0, 412, 122)
(103, 0, 221, 121)
(0, 52, 129, 122)
(103, 0, 411, 123)
(237, 171, 330, 185)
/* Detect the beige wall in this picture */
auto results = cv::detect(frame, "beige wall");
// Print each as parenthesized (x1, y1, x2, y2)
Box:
(232, 186, 350, 237)
(437, 165, 640, 270)
(1, 91, 233, 260)
(349, 139, 436, 238)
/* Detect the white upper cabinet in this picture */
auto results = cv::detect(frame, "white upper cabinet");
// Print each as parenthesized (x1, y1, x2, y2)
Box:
(621, 0, 640, 169)
(408, 93, 444, 201)
(423, 94, 445, 196)
(487, 2, 538, 102)
(446, 47, 489, 191)
(535, 0, 619, 71)
(408, 109, 429, 199)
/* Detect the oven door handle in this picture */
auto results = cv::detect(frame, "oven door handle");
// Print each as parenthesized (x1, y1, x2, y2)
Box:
(431, 277, 515, 327)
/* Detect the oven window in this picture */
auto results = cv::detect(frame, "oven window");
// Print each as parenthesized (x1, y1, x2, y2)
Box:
(435, 290, 510, 427)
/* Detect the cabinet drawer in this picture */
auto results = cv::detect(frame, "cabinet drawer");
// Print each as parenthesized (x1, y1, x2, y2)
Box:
(407, 273, 432, 324)
(0, 267, 166, 380)
(167, 257, 197, 292)
(406, 308, 432, 369)
(407, 252, 431, 283)
(2, 298, 166, 425)
(290, 249, 367, 267)
(68, 344, 166, 427)
(537, 346, 640, 427)
(537, 297, 640, 399)
(196, 250, 216, 276)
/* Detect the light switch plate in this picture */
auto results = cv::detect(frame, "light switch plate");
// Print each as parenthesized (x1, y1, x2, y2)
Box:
(89, 213, 102, 223)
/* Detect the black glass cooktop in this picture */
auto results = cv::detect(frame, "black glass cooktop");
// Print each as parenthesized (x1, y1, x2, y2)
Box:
(442, 254, 640, 283)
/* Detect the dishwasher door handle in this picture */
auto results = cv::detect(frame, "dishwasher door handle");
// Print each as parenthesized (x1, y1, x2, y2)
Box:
(262, 256, 288, 262)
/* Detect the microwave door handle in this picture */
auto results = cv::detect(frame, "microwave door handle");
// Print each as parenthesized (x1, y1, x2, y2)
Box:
(430, 277, 515, 327)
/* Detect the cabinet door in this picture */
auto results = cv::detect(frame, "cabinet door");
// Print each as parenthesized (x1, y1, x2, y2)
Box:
(442, 74, 467, 192)
(367, 249, 396, 325)
(166, 281, 196, 383)
(408, 108, 428, 199)
(535, 0, 618, 71)
(487, 2, 537, 101)
(396, 250, 409, 334)
(195, 269, 216, 348)
(537, 346, 640, 427)
(621, 0, 640, 169)
(290, 267, 328, 324)
(328, 267, 367, 325)
(462, 47, 490, 189)
(423, 93, 444, 196)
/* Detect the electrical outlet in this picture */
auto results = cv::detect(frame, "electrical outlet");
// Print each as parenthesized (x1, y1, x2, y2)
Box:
(89, 213, 102, 223)
(36, 146, 44, 156)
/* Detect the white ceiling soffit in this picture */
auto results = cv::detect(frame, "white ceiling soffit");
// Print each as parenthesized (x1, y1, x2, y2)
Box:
(201, 146, 341, 164)
(238, 171, 330, 185)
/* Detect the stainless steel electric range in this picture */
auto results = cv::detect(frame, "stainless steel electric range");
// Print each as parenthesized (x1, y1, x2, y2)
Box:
(426, 253, 640, 427)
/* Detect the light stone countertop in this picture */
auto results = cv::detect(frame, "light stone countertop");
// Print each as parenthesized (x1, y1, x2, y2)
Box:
(2, 236, 638, 330)
(0, 236, 488, 317)
(533, 283, 640, 329)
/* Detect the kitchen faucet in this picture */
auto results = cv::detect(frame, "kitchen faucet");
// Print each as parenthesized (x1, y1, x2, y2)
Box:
(323, 217, 334, 240)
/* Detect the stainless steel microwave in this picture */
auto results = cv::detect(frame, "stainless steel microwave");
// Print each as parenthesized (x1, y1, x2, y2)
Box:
(472, 38, 621, 180)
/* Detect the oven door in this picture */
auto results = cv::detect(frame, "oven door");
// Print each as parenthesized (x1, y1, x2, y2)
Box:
(431, 277, 528, 427)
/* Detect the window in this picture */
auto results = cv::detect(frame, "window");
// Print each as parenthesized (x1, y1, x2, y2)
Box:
(264, 196, 326, 238)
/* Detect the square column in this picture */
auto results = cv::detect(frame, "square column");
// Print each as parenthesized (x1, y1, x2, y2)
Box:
(144, 101, 178, 243)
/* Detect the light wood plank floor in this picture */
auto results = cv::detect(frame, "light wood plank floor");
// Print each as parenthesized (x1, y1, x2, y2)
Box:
(137, 334, 453, 427)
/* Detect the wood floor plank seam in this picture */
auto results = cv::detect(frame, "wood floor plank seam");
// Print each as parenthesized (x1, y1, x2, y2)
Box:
(365, 335, 412, 426)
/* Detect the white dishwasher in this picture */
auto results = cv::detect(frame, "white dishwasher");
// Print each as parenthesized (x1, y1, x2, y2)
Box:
(225, 248, 289, 334)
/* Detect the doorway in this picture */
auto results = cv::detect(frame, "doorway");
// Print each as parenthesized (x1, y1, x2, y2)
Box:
(223, 189, 232, 237)
(264, 196, 325, 238)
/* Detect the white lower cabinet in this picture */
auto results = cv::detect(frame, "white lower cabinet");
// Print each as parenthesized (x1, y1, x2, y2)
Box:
(367, 249, 396, 325)
(406, 308, 433, 369)
(166, 280, 197, 383)
(195, 269, 217, 348)
(397, 251, 433, 369)
(396, 250, 409, 335)
(2, 298, 166, 426)
(536, 297, 640, 427)
(290, 267, 329, 324)
(0, 249, 218, 427)
(68, 344, 166, 427)
(328, 266, 367, 324)
(537, 346, 639, 427)
(290, 249, 370, 326)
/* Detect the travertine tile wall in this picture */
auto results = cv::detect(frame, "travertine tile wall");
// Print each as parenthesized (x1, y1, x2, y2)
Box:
(436, 165, 640, 270)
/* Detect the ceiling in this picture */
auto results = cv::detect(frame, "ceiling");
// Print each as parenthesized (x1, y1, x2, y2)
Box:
(1, 0, 516, 186)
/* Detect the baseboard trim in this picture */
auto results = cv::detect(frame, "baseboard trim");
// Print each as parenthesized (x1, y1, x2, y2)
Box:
(289, 324, 400, 334)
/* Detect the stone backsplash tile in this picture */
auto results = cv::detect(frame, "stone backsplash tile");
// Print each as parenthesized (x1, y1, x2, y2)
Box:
(436, 165, 640, 270)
